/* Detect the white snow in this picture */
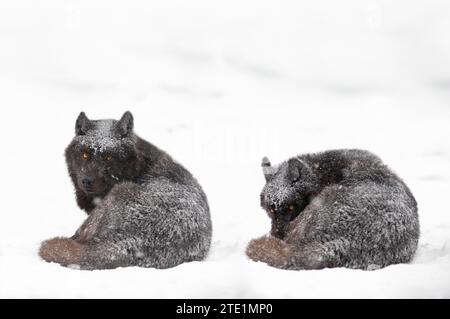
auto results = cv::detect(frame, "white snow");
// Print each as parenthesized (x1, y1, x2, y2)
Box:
(1, 0, 450, 298)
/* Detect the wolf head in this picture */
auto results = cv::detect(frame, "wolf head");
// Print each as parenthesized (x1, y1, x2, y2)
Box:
(65, 111, 141, 204)
(260, 156, 319, 238)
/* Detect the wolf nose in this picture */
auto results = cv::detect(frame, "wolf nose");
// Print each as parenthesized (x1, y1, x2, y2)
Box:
(82, 178, 93, 187)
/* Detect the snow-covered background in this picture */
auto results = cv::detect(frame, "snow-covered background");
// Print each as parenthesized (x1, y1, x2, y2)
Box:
(1, 0, 450, 298)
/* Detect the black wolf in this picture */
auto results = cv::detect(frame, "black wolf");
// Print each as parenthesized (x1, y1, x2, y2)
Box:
(39, 111, 212, 270)
(247, 149, 419, 270)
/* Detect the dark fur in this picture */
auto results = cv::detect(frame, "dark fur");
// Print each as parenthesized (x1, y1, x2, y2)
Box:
(247, 149, 419, 270)
(39, 111, 212, 270)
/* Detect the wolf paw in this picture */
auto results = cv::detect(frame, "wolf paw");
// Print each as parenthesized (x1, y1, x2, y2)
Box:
(246, 235, 292, 268)
(39, 237, 84, 267)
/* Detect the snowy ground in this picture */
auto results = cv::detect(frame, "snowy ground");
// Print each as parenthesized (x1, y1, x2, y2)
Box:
(1, 0, 450, 298)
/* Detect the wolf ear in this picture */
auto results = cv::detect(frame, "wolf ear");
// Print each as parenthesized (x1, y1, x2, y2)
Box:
(75, 112, 91, 135)
(287, 158, 302, 183)
(118, 111, 134, 137)
(262, 156, 277, 182)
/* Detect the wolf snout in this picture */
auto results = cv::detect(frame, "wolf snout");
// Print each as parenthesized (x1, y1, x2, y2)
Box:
(81, 177, 94, 188)
(79, 177, 101, 194)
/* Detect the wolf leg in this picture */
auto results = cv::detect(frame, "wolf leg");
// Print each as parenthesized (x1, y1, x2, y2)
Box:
(246, 236, 335, 270)
(39, 237, 135, 270)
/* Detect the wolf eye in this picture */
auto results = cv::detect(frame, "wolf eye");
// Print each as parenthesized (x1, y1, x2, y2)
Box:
(269, 204, 276, 214)
(81, 152, 89, 160)
(288, 205, 295, 212)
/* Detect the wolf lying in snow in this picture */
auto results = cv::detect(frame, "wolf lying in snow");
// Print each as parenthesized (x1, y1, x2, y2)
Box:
(39, 111, 212, 270)
(247, 149, 419, 270)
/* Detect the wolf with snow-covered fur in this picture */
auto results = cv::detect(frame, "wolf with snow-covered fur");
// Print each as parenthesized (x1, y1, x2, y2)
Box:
(39, 111, 212, 270)
(246, 149, 419, 270)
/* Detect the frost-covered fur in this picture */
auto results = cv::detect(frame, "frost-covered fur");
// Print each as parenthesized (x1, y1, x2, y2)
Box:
(39, 111, 212, 270)
(247, 149, 419, 270)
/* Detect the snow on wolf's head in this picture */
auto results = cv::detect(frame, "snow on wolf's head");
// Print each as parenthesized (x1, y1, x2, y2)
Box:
(260, 156, 319, 238)
(65, 111, 140, 199)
